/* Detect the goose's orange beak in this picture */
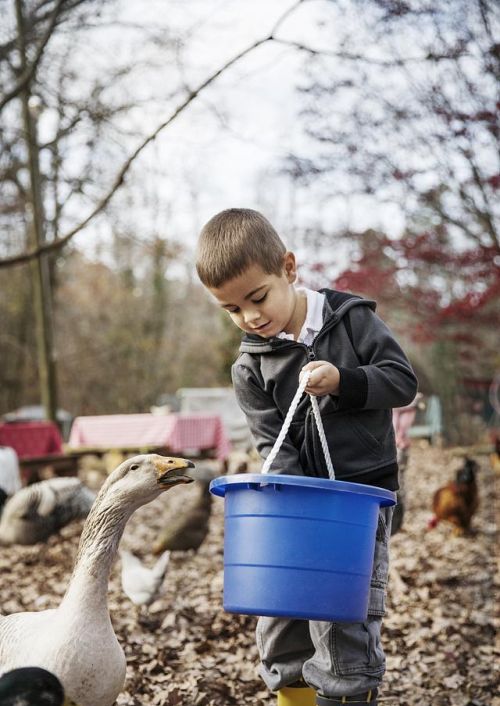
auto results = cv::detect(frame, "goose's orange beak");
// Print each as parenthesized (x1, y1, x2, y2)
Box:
(154, 456, 195, 486)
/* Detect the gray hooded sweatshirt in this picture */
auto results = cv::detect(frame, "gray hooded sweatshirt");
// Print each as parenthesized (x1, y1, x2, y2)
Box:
(231, 289, 418, 489)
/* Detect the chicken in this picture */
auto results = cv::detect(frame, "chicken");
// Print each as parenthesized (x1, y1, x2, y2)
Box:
(152, 478, 212, 554)
(0, 477, 96, 546)
(428, 457, 479, 535)
(0, 666, 77, 705)
(120, 548, 171, 608)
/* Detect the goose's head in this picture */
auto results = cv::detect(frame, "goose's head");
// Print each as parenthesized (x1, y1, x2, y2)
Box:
(101, 454, 195, 508)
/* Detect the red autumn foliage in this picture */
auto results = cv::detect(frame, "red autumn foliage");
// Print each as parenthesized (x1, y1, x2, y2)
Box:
(306, 228, 499, 360)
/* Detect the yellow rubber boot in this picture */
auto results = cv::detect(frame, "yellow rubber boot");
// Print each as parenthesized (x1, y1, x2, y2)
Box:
(277, 685, 316, 706)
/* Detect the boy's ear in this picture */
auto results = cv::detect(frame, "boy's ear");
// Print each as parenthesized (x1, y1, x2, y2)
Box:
(283, 251, 297, 283)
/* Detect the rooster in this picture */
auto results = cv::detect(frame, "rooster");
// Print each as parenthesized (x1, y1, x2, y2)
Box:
(428, 457, 479, 535)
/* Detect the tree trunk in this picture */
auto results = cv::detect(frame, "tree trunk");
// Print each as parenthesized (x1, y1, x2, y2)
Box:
(15, 0, 58, 423)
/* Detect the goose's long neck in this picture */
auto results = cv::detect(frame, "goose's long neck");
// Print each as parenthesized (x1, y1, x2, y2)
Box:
(61, 493, 135, 614)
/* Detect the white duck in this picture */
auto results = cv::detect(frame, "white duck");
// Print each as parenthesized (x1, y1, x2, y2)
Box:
(0, 477, 96, 546)
(120, 548, 171, 608)
(0, 454, 195, 706)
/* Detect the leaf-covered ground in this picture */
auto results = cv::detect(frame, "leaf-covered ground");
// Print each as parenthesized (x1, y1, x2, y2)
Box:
(0, 446, 498, 706)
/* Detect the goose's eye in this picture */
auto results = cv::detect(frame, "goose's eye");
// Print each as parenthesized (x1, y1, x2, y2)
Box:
(130, 464, 140, 471)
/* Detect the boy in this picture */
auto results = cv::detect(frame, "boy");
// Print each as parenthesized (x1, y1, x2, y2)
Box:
(196, 208, 418, 706)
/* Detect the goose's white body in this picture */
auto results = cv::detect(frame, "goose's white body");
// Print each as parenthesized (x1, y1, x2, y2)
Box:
(0, 454, 194, 706)
(0, 606, 124, 706)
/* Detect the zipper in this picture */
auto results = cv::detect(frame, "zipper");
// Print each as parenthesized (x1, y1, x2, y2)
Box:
(241, 314, 340, 355)
(304, 315, 339, 361)
(296, 316, 341, 362)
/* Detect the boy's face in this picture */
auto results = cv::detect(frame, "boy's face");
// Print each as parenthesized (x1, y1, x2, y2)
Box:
(209, 253, 303, 339)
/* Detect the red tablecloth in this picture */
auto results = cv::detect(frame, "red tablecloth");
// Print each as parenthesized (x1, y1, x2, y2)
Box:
(0, 421, 63, 459)
(68, 413, 231, 460)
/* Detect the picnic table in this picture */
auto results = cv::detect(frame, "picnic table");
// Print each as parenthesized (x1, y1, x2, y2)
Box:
(0, 420, 63, 459)
(0, 420, 74, 484)
(67, 412, 231, 461)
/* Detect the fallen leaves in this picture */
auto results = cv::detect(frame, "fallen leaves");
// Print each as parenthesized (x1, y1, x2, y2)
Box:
(383, 446, 498, 705)
(0, 446, 498, 705)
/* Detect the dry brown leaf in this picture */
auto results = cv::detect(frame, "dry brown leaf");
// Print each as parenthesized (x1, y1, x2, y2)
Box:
(0, 447, 497, 705)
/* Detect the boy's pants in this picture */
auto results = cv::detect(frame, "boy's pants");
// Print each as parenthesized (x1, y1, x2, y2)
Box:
(256, 506, 393, 699)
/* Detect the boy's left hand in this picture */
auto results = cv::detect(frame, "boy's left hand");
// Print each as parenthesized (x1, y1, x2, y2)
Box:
(300, 360, 340, 396)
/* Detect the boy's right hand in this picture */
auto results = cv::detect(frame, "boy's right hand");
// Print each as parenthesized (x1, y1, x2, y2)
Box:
(300, 360, 340, 397)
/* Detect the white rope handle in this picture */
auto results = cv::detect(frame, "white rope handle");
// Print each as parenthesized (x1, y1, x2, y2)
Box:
(261, 371, 336, 479)
(310, 394, 335, 480)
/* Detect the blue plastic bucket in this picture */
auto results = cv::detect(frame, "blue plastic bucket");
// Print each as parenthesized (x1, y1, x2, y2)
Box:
(210, 473, 396, 622)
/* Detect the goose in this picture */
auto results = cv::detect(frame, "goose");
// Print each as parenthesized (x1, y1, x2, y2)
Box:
(0, 454, 195, 706)
(120, 548, 171, 608)
(0, 666, 77, 706)
(0, 477, 96, 546)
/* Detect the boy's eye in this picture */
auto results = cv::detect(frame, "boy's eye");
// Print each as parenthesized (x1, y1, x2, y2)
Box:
(252, 293, 267, 304)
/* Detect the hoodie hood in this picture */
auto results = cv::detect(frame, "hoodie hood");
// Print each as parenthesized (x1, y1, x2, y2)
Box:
(239, 289, 376, 354)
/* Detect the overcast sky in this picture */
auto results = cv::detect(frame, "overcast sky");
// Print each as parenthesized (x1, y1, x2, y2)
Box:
(21, 0, 407, 274)
(67, 3, 399, 258)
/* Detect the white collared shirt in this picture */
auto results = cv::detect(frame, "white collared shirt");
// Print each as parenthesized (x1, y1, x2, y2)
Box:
(277, 287, 325, 346)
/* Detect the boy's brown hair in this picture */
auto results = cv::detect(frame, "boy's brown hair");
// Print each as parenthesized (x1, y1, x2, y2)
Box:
(196, 208, 287, 288)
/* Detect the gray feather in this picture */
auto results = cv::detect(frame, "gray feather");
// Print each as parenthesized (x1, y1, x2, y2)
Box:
(0, 477, 96, 545)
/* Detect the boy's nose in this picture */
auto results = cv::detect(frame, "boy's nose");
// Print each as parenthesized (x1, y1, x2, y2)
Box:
(243, 309, 261, 324)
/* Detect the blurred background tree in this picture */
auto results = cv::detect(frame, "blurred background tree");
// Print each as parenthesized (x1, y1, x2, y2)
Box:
(0, 0, 233, 416)
(0, 0, 497, 444)
(287, 0, 499, 443)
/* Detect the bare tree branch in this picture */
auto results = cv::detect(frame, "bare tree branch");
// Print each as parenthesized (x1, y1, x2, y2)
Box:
(272, 37, 469, 66)
(0, 0, 66, 111)
(0, 1, 304, 269)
